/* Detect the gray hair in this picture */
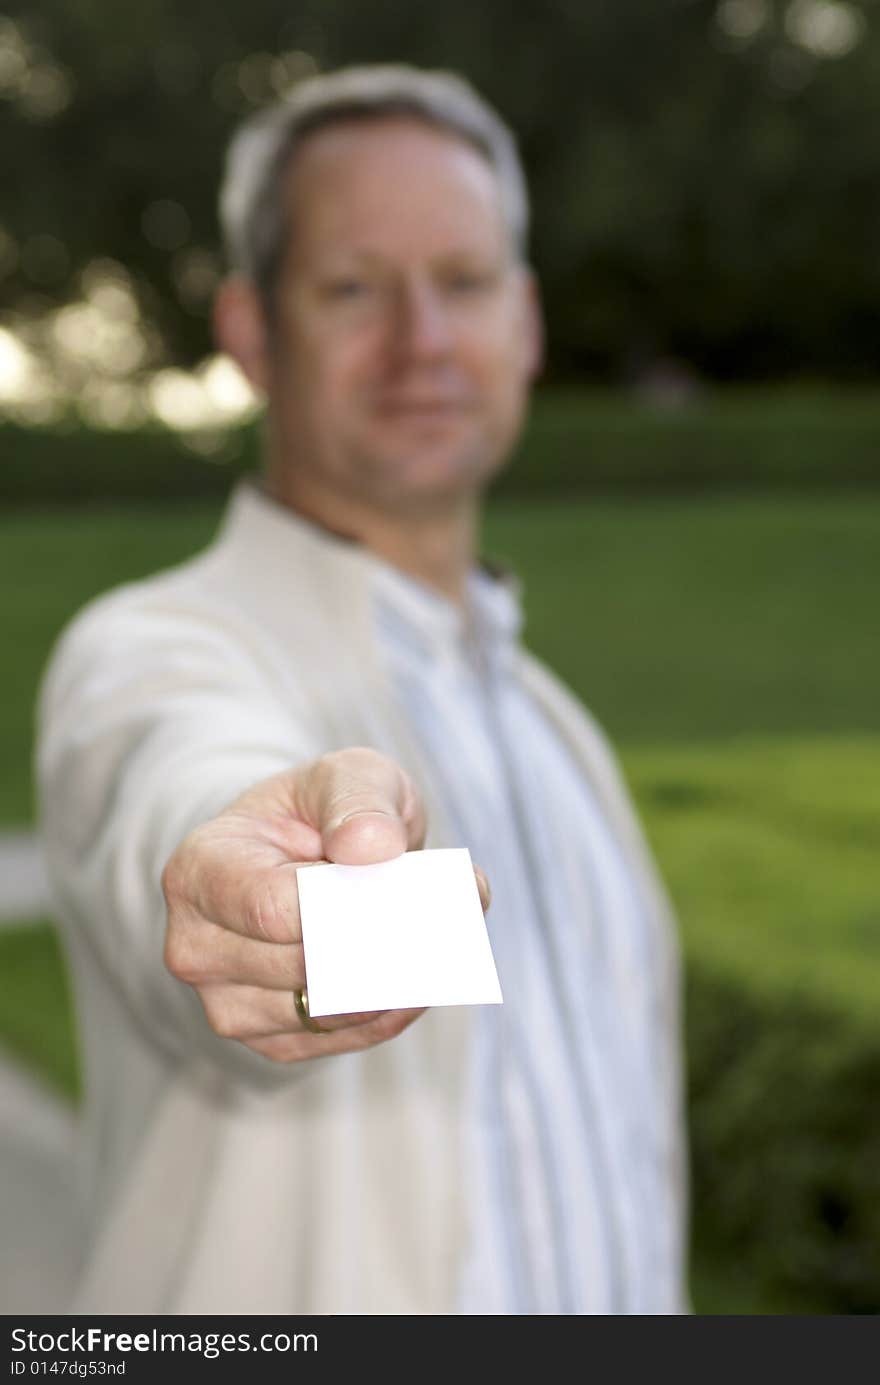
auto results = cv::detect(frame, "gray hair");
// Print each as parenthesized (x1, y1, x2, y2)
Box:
(218, 64, 530, 320)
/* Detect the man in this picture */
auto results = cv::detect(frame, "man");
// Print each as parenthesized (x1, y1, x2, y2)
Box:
(37, 65, 687, 1314)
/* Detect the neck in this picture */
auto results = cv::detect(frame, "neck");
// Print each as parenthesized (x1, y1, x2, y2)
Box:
(263, 462, 479, 606)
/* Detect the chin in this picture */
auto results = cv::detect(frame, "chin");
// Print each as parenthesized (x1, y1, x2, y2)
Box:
(378, 457, 505, 516)
(342, 415, 510, 507)
(391, 439, 495, 484)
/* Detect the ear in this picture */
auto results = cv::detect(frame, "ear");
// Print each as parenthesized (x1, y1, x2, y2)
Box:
(517, 266, 545, 383)
(212, 275, 271, 395)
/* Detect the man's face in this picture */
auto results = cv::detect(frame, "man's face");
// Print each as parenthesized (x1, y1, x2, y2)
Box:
(262, 116, 541, 515)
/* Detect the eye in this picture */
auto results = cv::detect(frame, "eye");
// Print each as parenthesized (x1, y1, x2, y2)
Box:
(446, 272, 492, 293)
(324, 278, 372, 299)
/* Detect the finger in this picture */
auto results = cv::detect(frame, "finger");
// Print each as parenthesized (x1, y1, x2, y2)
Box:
(473, 864, 491, 912)
(164, 914, 306, 989)
(196, 982, 395, 1040)
(162, 807, 326, 942)
(295, 747, 427, 864)
(163, 849, 308, 944)
(242, 1007, 427, 1061)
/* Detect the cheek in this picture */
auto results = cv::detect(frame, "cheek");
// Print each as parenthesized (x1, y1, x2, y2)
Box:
(469, 331, 531, 402)
(465, 298, 532, 386)
(286, 322, 380, 405)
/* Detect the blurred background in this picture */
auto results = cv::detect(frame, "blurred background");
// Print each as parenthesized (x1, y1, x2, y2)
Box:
(1, 0, 878, 1314)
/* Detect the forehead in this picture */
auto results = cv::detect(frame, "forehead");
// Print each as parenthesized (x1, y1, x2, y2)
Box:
(280, 115, 509, 263)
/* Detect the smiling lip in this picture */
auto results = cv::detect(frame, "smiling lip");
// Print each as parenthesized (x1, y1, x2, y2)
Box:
(374, 399, 470, 416)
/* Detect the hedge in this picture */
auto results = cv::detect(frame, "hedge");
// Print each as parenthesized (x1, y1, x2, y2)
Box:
(3, 387, 880, 505)
(629, 736, 880, 1313)
(686, 965, 880, 1313)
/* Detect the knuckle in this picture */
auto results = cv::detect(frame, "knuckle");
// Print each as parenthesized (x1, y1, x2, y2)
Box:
(318, 746, 395, 792)
(160, 854, 183, 906)
(163, 925, 196, 983)
(241, 877, 285, 942)
(161, 825, 204, 897)
(348, 746, 392, 773)
(162, 822, 215, 906)
(202, 991, 239, 1039)
(241, 885, 269, 941)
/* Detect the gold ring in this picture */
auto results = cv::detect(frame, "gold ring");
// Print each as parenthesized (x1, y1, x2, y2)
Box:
(294, 985, 330, 1035)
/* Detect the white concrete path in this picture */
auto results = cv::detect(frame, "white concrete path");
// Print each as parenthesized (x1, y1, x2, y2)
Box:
(0, 837, 78, 1312)
(0, 832, 51, 924)
(0, 1053, 79, 1313)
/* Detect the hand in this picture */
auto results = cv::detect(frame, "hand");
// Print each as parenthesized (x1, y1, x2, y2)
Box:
(162, 747, 490, 1063)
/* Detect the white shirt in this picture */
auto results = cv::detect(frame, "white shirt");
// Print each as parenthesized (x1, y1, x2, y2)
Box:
(372, 560, 679, 1313)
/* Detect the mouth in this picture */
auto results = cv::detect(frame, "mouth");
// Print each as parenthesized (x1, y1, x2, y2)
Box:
(374, 399, 471, 421)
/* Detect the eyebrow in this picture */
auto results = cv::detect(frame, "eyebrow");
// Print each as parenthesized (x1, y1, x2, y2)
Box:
(313, 245, 504, 270)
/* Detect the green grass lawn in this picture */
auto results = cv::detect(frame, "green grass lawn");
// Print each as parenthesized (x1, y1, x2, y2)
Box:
(625, 735, 880, 1024)
(2, 492, 879, 822)
(0, 502, 222, 822)
(488, 493, 880, 742)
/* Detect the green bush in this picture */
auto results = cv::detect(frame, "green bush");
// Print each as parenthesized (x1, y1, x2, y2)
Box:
(4, 388, 880, 506)
(686, 965, 880, 1313)
(628, 736, 880, 1313)
(0, 419, 257, 505)
(495, 388, 880, 496)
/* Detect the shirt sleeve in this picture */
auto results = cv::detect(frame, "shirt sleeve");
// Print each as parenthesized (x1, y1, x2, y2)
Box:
(36, 585, 325, 1089)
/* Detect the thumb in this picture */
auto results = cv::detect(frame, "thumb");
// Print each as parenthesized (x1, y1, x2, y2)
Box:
(296, 747, 427, 865)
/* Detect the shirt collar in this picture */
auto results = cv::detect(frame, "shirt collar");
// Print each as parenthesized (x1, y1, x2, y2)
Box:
(370, 551, 524, 668)
(220, 480, 524, 666)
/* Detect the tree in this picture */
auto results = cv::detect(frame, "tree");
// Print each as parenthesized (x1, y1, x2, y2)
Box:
(2, 0, 879, 382)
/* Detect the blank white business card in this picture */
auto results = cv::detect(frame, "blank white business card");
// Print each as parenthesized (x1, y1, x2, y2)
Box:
(295, 847, 503, 1017)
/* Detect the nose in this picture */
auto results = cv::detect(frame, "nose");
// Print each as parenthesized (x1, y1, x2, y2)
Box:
(391, 277, 453, 364)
